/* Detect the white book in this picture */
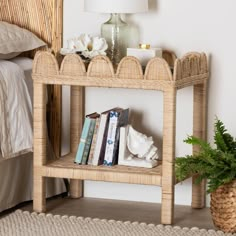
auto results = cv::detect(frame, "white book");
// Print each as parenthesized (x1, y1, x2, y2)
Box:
(87, 117, 100, 165)
(103, 111, 119, 166)
(92, 108, 117, 166)
(103, 108, 129, 166)
(118, 126, 129, 164)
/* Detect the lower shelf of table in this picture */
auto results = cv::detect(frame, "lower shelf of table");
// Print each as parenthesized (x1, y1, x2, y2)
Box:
(39, 153, 163, 186)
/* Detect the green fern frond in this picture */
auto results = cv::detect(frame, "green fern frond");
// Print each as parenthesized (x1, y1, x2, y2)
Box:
(214, 118, 236, 152)
(176, 119, 236, 193)
(184, 136, 214, 155)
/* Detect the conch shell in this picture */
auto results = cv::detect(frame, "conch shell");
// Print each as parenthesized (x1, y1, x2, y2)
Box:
(127, 125, 158, 161)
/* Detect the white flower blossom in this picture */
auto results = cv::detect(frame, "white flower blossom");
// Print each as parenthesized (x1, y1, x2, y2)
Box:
(60, 34, 108, 59)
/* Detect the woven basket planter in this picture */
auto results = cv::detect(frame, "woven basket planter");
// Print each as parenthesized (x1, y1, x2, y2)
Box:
(210, 180, 236, 233)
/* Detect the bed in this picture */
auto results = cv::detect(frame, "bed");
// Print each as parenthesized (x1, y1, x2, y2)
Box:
(0, 0, 65, 212)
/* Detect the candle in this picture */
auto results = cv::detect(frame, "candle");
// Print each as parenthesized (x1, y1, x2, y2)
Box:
(139, 44, 150, 49)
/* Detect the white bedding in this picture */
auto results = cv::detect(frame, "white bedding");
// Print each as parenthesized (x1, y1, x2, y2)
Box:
(11, 57, 33, 101)
(0, 57, 66, 212)
(0, 58, 33, 158)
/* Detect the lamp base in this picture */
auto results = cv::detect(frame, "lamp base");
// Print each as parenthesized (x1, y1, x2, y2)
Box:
(101, 13, 129, 65)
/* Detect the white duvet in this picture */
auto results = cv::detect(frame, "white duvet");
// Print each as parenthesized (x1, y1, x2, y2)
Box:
(0, 60, 33, 158)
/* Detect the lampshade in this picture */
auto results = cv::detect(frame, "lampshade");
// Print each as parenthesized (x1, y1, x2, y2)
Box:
(84, 0, 148, 13)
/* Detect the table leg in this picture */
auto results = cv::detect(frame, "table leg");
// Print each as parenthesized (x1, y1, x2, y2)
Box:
(161, 88, 176, 224)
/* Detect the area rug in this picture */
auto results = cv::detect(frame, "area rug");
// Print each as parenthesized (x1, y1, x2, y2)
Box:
(0, 210, 235, 236)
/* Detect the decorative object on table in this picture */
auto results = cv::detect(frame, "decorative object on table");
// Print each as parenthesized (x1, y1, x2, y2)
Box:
(175, 119, 236, 233)
(60, 34, 108, 61)
(84, 0, 149, 65)
(127, 44, 162, 67)
(118, 125, 159, 168)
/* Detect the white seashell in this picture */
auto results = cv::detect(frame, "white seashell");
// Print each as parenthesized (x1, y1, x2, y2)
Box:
(127, 125, 158, 160)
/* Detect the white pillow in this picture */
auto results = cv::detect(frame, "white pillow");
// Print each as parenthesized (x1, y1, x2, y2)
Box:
(0, 21, 46, 59)
(0, 52, 21, 60)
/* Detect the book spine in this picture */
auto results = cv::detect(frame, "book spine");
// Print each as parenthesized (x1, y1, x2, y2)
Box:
(97, 117, 110, 165)
(111, 128, 121, 165)
(81, 119, 96, 165)
(103, 111, 119, 166)
(87, 117, 100, 165)
(92, 113, 109, 166)
(74, 118, 91, 164)
(118, 126, 129, 165)
(110, 109, 129, 165)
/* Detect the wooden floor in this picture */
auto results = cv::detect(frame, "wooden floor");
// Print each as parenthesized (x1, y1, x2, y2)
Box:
(0, 196, 215, 230)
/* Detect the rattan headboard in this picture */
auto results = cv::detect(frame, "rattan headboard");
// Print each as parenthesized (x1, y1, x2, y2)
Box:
(0, 0, 63, 56)
(0, 0, 63, 157)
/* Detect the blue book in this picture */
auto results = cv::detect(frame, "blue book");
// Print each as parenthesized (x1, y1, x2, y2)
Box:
(75, 113, 99, 164)
(103, 108, 129, 166)
(81, 119, 96, 165)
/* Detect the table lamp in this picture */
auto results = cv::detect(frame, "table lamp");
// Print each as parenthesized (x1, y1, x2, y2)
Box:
(84, 0, 149, 65)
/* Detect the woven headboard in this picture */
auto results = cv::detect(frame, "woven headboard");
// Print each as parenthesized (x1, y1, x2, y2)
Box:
(0, 0, 63, 157)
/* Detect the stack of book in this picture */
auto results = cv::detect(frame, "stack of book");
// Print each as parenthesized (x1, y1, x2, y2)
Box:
(74, 107, 129, 166)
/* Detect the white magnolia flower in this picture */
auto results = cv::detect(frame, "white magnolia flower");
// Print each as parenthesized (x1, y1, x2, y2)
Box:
(67, 38, 77, 50)
(60, 34, 108, 59)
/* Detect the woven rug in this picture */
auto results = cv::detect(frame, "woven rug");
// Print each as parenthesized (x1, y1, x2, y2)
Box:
(0, 210, 235, 236)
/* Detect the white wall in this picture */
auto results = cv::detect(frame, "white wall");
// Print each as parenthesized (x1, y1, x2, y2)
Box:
(62, 0, 236, 206)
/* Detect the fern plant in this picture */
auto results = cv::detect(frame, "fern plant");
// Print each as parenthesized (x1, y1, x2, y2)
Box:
(175, 119, 236, 193)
